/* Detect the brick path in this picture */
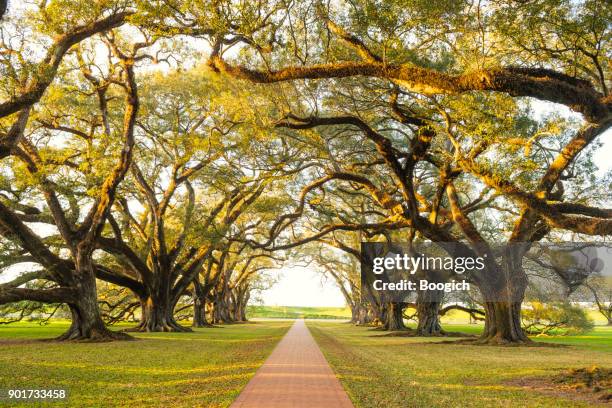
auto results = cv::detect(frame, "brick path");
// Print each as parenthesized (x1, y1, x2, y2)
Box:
(230, 319, 354, 408)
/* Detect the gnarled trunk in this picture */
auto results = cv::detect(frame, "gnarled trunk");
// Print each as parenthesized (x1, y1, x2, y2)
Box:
(481, 300, 528, 344)
(478, 256, 530, 344)
(416, 285, 444, 336)
(416, 301, 443, 336)
(213, 295, 234, 324)
(192, 295, 213, 327)
(233, 289, 249, 322)
(349, 303, 359, 324)
(351, 303, 373, 325)
(192, 282, 213, 328)
(359, 306, 374, 325)
(233, 301, 245, 322)
(383, 302, 407, 331)
(58, 299, 130, 341)
(58, 254, 131, 341)
(132, 293, 191, 332)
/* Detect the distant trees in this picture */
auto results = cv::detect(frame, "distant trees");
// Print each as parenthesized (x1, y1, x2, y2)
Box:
(203, 0, 611, 343)
(522, 302, 594, 336)
(584, 277, 612, 326)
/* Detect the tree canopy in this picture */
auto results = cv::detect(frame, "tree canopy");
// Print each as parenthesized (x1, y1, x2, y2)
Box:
(0, 0, 609, 343)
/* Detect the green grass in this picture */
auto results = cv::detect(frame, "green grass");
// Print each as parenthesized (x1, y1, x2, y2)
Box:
(245, 305, 610, 324)
(399, 323, 612, 352)
(1, 313, 608, 407)
(307, 321, 612, 408)
(436, 308, 610, 326)
(247, 305, 351, 319)
(0, 320, 292, 408)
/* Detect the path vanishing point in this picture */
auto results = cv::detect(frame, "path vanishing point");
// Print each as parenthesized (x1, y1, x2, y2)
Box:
(231, 319, 354, 408)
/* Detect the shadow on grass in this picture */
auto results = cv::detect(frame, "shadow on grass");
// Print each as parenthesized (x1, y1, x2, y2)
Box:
(366, 326, 477, 338)
(504, 366, 611, 405)
(430, 338, 569, 347)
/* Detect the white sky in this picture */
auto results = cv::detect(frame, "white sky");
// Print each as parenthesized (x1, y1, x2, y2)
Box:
(255, 267, 347, 307)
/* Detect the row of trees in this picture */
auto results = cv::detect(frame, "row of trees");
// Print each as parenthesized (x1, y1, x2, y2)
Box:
(0, 0, 610, 343)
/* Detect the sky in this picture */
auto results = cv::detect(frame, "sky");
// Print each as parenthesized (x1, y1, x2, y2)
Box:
(255, 267, 347, 308)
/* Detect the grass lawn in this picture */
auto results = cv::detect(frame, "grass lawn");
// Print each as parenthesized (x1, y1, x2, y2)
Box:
(0, 321, 292, 407)
(247, 305, 351, 319)
(308, 321, 612, 408)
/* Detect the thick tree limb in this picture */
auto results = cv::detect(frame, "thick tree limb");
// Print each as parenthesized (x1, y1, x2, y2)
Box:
(460, 158, 612, 235)
(549, 203, 612, 218)
(438, 304, 485, 321)
(0, 271, 50, 289)
(0, 200, 72, 282)
(209, 57, 610, 123)
(0, 11, 133, 119)
(446, 183, 494, 258)
(0, 287, 77, 305)
(78, 58, 139, 243)
(0, 108, 31, 159)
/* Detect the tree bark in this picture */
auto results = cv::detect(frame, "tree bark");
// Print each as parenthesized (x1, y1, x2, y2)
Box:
(233, 289, 249, 322)
(478, 258, 530, 344)
(212, 295, 234, 324)
(192, 294, 212, 328)
(349, 304, 359, 324)
(192, 280, 213, 327)
(131, 292, 191, 332)
(57, 253, 130, 341)
(416, 278, 445, 336)
(480, 300, 529, 344)
(383, 302, 407, 331)
(351, 303, 373, 325)
(416, 300, 443, 336)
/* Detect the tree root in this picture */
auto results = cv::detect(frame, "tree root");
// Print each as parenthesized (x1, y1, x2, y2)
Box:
(124, 321, 192, 333)
(55, 327, 133, 342)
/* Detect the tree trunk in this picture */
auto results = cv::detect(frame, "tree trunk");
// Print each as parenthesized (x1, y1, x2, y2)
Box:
(57, 253, 131, 341)
(192, 295, 213, 327)
(480, 300, 529, 343)
(383, 302, 407, 331)
(600, 310, 612, 326)
(349, 303, 359, 323)
(238, 302, 247, 321)
(361, 306, 374, 325)
(213, 296, 233, 324)
(132, 294, 191, 332)
(233, 301, 244, 322)
(416, 286, 444, 336)
(207, 301, 214, 323)
(478, 255, 530, 344)
(233, 289, 249, 322)
(416, 301, 443, 336)
(240, 291, 249, 321)
(352, 303, 372, 325)
(192, 282, 213, 328)
(376, 303, 387, 327)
